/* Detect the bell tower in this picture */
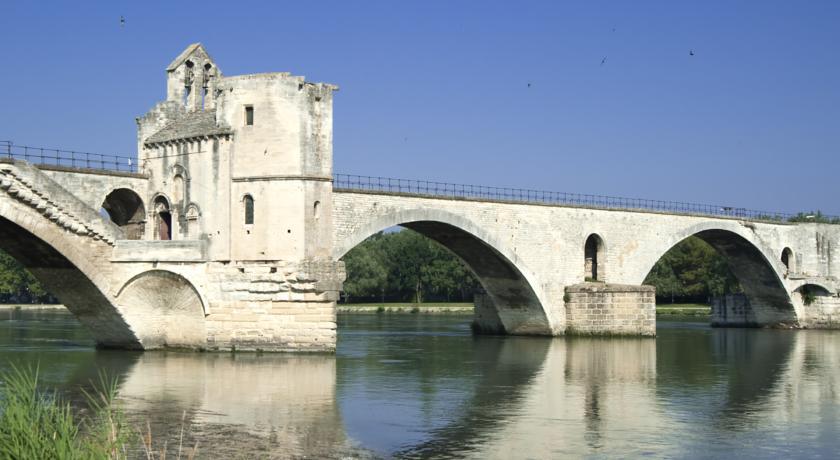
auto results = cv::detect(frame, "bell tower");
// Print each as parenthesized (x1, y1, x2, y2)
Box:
(165, 43, 221, 112)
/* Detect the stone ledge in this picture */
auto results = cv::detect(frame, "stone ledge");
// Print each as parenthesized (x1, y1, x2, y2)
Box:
(566, 283, 656, 293)
(111, 239, 207, 262)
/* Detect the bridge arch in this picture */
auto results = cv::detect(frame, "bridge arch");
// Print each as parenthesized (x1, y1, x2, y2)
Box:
(0, 197, 141, 348)
(335, 208, 554, 335)
(638, 221, 797, 326)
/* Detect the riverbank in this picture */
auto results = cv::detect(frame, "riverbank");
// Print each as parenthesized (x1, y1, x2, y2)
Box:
(0, 304, 64, 311)
(5, 302, 710, 317)
(340, 302, 711, 316)
(338, 302, 473, 314)
(656, 303, 710, 316)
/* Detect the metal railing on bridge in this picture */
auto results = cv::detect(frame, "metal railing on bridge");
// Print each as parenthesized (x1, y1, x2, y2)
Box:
(0, 141, 137, 173)
(1, 142, 834, 223)
(333, 173, 839, 223)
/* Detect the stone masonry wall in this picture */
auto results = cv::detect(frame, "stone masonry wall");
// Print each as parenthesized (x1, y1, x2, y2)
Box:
(333, 190, 840, 332)
(564, 283, 656, 336)
(711, 294, 757, 327)
(800, 294, 840, 329)
(39, 165, 149, 212)
(201, 259, 344, 352)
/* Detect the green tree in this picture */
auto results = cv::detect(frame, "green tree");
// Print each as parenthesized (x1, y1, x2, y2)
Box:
(643, 236, 742, 302)
(341, 228, 480, 303)
(0, 250, 49, 302)
(342, 236, 388, 302)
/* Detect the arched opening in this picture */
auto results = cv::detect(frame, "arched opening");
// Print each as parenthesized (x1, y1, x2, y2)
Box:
(795, 283, 831, 307)
(154, 196, 172, 240)
(643, 230, 795, 327)
(584, 234, 605, 282)
(0, 215, 140, 348)
(781, 247, 794, 275)
(100, 188, 145, 240)
(183, 60, 194, 107)
(337, 220, 550, 336)
(243, 194, 254, 225)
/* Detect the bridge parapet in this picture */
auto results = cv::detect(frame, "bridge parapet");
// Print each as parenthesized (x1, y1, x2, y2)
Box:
(0, 161, 123, 243)
(1, 141, 136, 174)
(334, 174, 838, 224)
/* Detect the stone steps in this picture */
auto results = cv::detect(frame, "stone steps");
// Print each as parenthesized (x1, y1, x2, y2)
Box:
(0, 165, 119, 245)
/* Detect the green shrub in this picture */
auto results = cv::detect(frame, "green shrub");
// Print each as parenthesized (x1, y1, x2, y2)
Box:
(0, 364, 131, 459)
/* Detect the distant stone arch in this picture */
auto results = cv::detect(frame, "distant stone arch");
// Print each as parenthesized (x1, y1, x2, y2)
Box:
(335, 208, 553, 336)
(640, 224, 796, 327)
(101, 188, 145, 240)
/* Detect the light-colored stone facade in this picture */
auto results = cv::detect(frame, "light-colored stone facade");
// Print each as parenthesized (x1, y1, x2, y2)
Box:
(2, 43, 839, 352)
(564, 283, 656, 336)
(333, 190, 840, 335)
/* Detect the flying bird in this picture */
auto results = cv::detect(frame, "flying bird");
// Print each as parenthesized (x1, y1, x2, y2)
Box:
(600, 57, 607, 66)
(120, 16, 125, 28)
(527, 83, 531, 88)
(689, 49, 694, 56)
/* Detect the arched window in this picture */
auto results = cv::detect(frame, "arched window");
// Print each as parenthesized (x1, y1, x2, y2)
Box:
(154, 196, 172, 241)
(584, 234, 605, 281)
(244, 194, 254, 225)
(781, 247, 794, 275)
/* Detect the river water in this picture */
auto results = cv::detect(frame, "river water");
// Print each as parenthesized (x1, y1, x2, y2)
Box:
(1, 309, 838, 459)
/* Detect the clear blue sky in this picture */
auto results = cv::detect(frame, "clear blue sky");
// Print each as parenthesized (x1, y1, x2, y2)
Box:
(1, 1, 838, 214)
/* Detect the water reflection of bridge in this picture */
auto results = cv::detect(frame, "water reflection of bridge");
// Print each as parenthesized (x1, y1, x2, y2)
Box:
(57, 326, 839, 457)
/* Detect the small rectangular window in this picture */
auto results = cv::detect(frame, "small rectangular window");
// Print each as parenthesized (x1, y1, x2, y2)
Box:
(245, 106, 254, 126)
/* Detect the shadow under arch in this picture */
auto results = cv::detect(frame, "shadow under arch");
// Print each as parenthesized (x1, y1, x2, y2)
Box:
(336, 209, 553, 335)
(0, 215, 141, 348)
(642, 225, 796, 326)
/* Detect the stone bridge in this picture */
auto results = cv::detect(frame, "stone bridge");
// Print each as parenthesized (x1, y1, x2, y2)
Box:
(2, 43, 838, 352)
(332, 189, 840, 336)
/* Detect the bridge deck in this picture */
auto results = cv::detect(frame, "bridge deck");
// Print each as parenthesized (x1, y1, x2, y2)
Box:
(2, 142, 834, 224)
(333, 174, 831, 224)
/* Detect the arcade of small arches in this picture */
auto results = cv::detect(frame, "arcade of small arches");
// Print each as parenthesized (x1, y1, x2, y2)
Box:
(99, 183, 258, 241)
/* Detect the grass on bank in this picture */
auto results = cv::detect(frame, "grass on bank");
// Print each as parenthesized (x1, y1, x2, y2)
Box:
(339, 302, 473, 308)
(0, 364, 197, 460)
(655, 303, 710, 316)
(337, 302, 474, 314)
(339, 302, 711, 316)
